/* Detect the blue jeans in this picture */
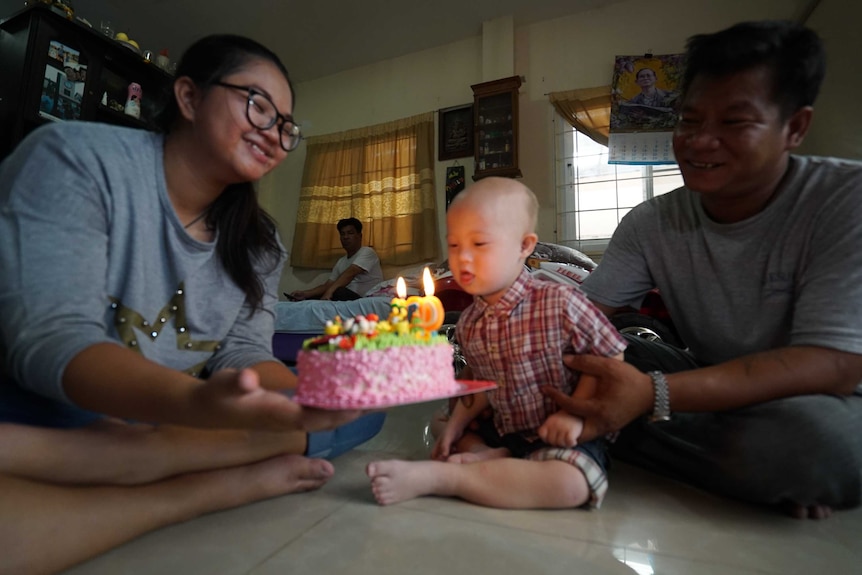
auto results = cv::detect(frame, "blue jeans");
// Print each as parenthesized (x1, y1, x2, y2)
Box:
(0, 383, 102, 428)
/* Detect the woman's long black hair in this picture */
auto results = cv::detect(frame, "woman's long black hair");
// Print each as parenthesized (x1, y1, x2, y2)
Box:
(155, 35, 293, 312)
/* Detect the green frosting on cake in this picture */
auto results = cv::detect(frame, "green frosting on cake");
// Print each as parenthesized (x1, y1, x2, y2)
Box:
(303, 331, 448, 352)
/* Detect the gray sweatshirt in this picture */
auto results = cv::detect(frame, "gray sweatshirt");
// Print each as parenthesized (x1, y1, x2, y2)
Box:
(0, 122, 282, 405)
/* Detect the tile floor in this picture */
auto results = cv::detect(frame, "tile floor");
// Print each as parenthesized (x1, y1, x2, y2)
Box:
(64, 401, 862, 575)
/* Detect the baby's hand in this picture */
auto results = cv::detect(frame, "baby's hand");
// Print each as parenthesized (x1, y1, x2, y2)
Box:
(537, 410, 584, 448)
(431, 421, 465, 461)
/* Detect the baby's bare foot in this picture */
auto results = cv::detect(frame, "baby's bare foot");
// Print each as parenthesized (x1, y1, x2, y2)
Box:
(366, 460, 442, 505)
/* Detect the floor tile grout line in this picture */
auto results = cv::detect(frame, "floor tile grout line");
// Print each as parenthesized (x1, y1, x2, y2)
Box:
(242, 499, 353, 575)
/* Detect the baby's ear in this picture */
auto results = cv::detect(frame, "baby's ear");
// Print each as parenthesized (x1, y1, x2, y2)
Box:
(521, 233, 538, 256)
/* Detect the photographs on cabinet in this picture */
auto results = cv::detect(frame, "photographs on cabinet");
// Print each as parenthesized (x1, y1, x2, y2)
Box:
(438, 104, 474, 161)
(40, 40, 87, 122)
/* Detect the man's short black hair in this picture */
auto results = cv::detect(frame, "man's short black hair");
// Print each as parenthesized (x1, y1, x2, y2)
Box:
(337, 217, 362, 234)
(682, 20, 826, 119)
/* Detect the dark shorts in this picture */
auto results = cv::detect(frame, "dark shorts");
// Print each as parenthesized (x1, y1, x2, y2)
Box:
(467, 414, 611, 508)
(471, 415, 609, 473)
(0, 383, 103, 428)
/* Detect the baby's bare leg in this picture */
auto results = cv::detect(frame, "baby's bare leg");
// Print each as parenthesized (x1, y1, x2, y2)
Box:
(447, 446, 510, 464)
(0, 421, 307, 485)
(0, 454, 332, 575)
(445, 430, 509, 463)
(367, 458, 588, 508)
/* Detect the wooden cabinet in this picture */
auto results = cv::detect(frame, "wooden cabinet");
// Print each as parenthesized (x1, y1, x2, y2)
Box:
(0, 5, 173, 160)
(471, 75, 521, 180)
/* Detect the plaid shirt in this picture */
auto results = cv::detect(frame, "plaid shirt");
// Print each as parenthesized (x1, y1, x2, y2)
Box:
(457, 268, 626, 439)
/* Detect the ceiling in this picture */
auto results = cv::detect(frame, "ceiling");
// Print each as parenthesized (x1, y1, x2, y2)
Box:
(3, 0, 626, 82)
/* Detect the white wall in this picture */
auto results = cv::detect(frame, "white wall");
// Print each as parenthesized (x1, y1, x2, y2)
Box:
(267, 0, 857, 297)
(798, 0, 862, 158)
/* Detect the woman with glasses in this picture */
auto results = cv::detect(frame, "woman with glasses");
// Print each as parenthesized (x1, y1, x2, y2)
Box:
(0, 34, 362, 574)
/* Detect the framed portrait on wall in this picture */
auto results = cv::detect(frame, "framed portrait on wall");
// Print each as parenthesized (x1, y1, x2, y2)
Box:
(438, 104, 474, 161)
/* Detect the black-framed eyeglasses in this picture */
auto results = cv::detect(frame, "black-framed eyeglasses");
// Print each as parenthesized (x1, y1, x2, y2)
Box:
(213, 81, 302, 152)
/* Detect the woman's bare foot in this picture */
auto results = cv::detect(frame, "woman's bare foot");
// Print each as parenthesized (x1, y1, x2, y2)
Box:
(168, 454, 335, 522)
(447, 447, 509, 464)
(783, 501, 834, 520)
(231, 454, 334, 501)
(366, 460, 445, 505)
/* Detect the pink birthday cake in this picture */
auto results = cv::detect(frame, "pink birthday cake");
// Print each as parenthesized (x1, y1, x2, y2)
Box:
(294, 314, 459, 409)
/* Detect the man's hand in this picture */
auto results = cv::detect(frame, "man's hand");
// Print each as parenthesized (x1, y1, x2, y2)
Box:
(290, 290, 309, 301)
(541, 355, 654, 442)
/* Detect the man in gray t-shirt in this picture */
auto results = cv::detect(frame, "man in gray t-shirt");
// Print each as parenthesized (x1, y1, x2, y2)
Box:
(545, 21, 862, 519)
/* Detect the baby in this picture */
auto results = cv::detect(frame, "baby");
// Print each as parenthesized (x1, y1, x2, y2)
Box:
(367, 177, 626, 509)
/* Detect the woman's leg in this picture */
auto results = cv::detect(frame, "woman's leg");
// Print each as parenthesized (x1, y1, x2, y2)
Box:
(0, 453, 332, 575)
(0, 420, 308, 484)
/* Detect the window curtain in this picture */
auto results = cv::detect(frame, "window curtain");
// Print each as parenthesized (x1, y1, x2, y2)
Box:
(291, 112, 439, 269)
(548, 86, 611, 146)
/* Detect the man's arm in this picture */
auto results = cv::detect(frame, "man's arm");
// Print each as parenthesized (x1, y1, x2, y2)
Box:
(290, 280, 332, 301)
(665, 346, 861, 410)
(545, 345, 862, 442)
(321, 264, 365, 300)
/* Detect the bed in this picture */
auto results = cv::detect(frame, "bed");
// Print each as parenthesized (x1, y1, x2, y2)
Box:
(272, 297, 394, 364)
(272, 267, 475, 364)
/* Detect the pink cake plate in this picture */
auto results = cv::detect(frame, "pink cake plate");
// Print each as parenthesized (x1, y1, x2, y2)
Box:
(294, 380, 497, 410)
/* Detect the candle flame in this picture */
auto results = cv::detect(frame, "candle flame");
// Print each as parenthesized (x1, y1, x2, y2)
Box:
(423, 267, 435, 297)
(396, 277, 406, 299)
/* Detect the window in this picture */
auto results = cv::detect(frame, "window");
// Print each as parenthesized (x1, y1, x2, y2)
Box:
(554, 114, 683, 256)
(291, 113, 439, 268)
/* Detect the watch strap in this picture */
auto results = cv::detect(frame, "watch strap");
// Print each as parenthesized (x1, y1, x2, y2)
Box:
(647, 370, 671, 423)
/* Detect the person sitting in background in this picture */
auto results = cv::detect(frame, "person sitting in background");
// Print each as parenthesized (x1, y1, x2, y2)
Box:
(545, 20, 862, 520)
(0, 34, 362, 574)
(289, 217, 384, 301)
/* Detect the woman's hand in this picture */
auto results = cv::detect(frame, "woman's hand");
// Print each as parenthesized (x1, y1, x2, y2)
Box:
(193, 368, 362, 432)
(542, 354, 653, 442)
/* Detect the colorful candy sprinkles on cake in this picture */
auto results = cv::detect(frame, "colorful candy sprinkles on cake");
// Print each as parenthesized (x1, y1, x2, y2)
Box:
(302, 312, 447, 352)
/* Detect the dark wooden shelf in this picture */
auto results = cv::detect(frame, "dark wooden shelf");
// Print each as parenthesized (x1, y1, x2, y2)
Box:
(471, 76, 522, 180)
(0, 4, 173, 159)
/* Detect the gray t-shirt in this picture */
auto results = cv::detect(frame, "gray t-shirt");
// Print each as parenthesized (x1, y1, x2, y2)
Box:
(0, 122, 283, 405)
(582, 155, 862, 366)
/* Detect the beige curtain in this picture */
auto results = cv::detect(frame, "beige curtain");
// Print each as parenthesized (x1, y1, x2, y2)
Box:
(548, 86, 611, 146)
(291, 112, 439, 269)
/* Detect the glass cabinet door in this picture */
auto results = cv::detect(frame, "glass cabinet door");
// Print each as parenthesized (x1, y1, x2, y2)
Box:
(471, 76, 522, 180)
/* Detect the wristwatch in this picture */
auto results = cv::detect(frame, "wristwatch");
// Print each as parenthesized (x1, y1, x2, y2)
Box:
(647, 371, 671, 423)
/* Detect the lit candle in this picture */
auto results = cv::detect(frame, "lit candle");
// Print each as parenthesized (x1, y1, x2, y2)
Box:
(411, 267, 445, 333)
(390, 277, 408, 324)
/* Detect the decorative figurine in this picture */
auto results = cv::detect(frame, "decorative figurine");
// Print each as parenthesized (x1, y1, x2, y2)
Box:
(124, 82, 142, 119)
